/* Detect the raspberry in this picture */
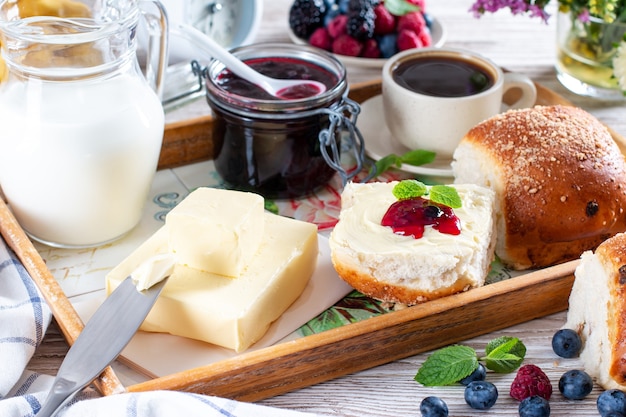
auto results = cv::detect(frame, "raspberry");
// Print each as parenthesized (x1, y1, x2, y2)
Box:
(309, 27, 332, 50)
(373, 4, 396, 35)
(510, 364, 553, 401)
(418, 29, 432, 47)
(332, 34, 364, 56)
(362, 38, 381, 58)
(327, 14, 348, 38)
(397, 11, 427, 34)
(397, 29, 423, 51)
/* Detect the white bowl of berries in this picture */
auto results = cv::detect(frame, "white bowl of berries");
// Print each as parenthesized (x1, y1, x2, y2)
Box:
(288, 0, 446, 68)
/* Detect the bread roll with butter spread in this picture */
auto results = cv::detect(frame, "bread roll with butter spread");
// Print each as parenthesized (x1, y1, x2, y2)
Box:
(565, 232, 626, 390)
(452, 105, 626, 270)
(329, 181, 496, 305)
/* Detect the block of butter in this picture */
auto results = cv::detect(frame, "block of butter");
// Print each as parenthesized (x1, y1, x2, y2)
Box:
(106, 211, 318, 352)
(166, 187, 264, 277)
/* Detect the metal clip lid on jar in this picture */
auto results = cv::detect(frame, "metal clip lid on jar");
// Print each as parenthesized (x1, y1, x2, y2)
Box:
(204, 43, 366, 199)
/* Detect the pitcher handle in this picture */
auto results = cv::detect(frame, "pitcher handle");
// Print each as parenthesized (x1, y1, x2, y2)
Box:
(139, 0, 169, 99)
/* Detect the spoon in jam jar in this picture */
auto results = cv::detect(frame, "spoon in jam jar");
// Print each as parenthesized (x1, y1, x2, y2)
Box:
(172, 23, 327, 100)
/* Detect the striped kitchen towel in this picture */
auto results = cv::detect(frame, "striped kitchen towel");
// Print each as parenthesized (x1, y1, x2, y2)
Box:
(0, 237, 326, 417)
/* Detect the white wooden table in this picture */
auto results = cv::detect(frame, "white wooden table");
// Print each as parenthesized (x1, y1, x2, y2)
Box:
(30, 0, 626, 415)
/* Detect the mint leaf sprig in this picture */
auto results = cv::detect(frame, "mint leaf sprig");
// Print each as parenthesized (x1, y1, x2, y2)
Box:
(392, 179, 462, 209)
(370, 149, 436, 178)
(384, 0, 422, 16)
(414, 336, 527, 387)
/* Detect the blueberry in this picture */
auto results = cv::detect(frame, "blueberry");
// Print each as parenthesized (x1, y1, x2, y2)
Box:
(518, 395, 550, 417)
(377, 33, 397, 58)
(558, 369, 593, 400)
(460, 363, 486, 386)
(323, 4, 341, 26)
(464, 380, 498, 410)
(598, 389, 626, 417)
(337, 0, 349, 13)
(423, 12, 433, 29)
(420, 396, 448, 417)
(551, 328, 582, 358)
(423, 205, 443, 220)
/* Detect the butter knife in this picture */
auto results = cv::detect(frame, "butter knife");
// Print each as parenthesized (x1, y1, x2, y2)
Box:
(36, 275, 169, 417)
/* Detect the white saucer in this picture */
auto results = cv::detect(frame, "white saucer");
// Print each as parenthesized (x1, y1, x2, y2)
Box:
(357, 95, 454, 178)
(288, 17, 446, 69)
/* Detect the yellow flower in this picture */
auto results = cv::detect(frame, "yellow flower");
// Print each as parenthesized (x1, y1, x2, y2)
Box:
(614, 41, 626, 92)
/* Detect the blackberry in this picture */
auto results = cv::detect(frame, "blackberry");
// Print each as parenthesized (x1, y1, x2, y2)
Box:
(289, 0, 327, 39)
(346, 0, 375, 40)
(518, 395, 550, 417)
(558, 369, 593, 400)
(419, 396, 448, 417)
(551, 328, 582, 358)
(597, 389, 626, 417)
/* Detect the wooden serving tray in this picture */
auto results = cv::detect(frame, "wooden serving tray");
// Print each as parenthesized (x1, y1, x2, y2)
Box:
(3, 79, 625, 402)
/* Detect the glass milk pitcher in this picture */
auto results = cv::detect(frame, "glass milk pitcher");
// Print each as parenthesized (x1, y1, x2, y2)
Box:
(0, 0, 168, 248)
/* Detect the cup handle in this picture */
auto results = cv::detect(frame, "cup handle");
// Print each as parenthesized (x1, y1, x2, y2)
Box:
(139, 0, 170, 99)
(502, 72, 537, 110)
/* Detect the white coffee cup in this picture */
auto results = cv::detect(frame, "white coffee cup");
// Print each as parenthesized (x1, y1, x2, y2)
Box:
(382, 47, 537, 157)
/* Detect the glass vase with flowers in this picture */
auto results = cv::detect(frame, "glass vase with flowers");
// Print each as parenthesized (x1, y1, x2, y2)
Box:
(470, 0, 626, 100)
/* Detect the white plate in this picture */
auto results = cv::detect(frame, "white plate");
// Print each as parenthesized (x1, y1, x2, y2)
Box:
(288, 17, 446, 68)
(357, 94, 454, 178)
(72, 235, 354, 378)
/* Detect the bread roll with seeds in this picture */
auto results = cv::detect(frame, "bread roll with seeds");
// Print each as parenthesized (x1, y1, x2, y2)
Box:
(452, 105, 626, 270)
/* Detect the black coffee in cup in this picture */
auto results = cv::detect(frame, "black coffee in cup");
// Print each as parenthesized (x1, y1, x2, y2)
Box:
(392, 56, 495, 98)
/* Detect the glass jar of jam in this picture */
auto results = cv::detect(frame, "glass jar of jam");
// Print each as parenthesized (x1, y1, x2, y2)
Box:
(204, 43, 365, 199)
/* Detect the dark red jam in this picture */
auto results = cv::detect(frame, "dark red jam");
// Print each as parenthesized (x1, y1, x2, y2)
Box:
(381, 197, 461, 239)
(211, 110, 341, 199)
(208, 52, 345, 199)
(215, 57, 337, 100)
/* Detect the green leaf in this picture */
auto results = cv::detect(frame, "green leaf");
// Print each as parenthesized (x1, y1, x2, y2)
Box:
(429, 185, 462, 208)
(371, 149, 436, 177)
(371, 154, 402, 177)
(392, 179, 427, 200)
(482, 336, 527, 373)
(384, 0, 421, 16)
(400, 149, 437, 166)
(414, 345, 479, 386)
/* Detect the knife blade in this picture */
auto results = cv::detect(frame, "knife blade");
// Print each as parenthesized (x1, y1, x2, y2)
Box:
(36, 275, 169, 417)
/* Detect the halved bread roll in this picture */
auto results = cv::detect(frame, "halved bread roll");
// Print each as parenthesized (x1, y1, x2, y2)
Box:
(452, 105, 626, 270)
(328, 182, 496, 305)
(566, 232, 626, 390)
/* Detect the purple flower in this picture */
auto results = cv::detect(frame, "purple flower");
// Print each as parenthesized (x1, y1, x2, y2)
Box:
(577, 9, 591, 22)
(469, 0, 551, 22)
